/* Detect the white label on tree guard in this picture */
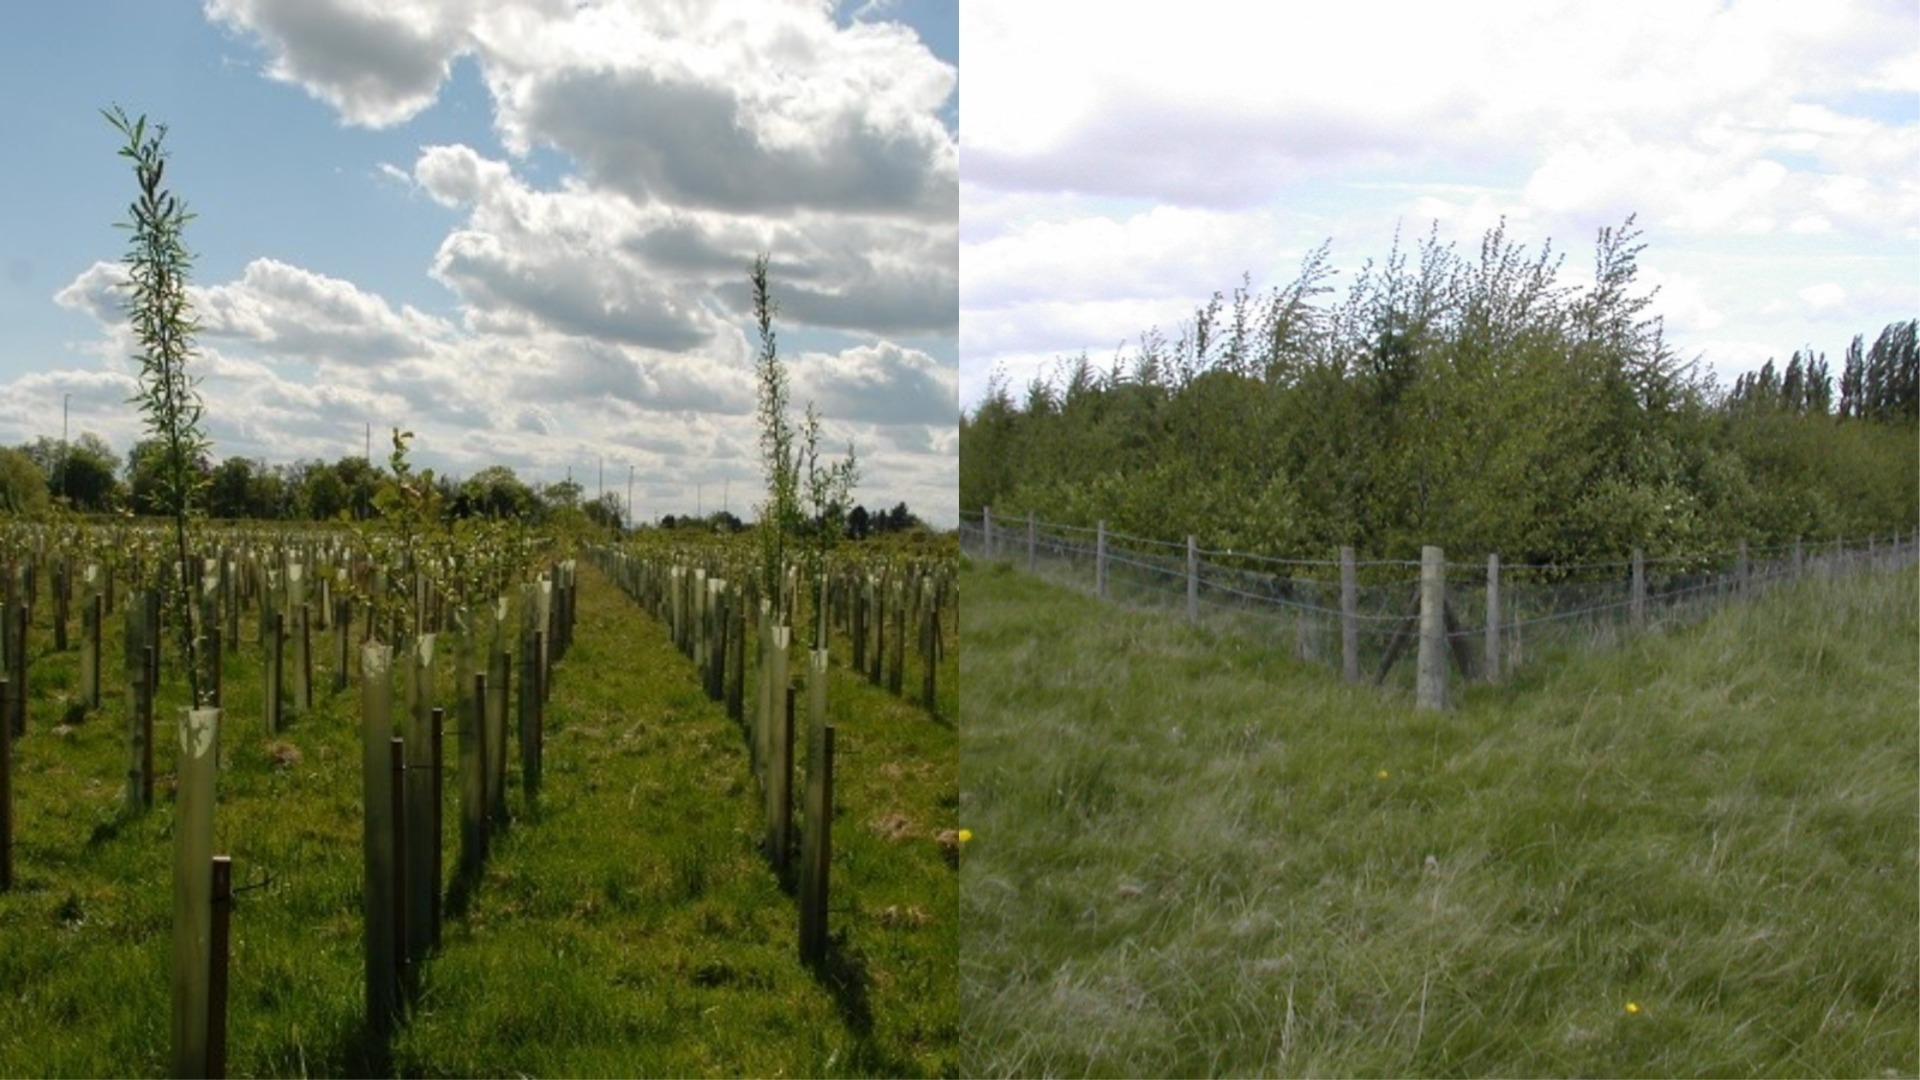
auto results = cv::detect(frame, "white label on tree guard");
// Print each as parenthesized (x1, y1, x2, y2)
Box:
(179, 709, 216, 760)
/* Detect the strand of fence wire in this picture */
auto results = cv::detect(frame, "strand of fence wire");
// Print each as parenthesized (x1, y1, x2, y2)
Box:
(961, 509, 1917, 686)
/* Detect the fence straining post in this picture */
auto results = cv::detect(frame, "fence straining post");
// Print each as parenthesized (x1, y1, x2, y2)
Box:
(1631, 548, 1646, 630)
(1484, 553, 1501, 683)
(1027, 510, 1036, 573)
(983, 506, 994, 559)
(1738, 539, 1751, 598)
(1186, 536, 1198, 625)
(1096, 521, 1108, 600)
(1416, 546, 1448, 712)
(1793, 535, 1804, 577)
(1340, 546, 1358, 683)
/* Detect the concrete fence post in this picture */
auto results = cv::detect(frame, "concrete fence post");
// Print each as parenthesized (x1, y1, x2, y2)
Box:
(1631, 548, 1646, 629)
(1096, 521, 1108, 600)
(1027, 510, 1037, 573)
(1340, 546, 1358, 683)
(1186, 536, 1198, 624)
(1484, 553, 1501, 683)
(1416, 546, 1448, 712)
(983, 506, 994, 559)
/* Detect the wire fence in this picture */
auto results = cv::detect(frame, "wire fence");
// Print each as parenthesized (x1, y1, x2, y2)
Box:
(960, 509, 1919, 694)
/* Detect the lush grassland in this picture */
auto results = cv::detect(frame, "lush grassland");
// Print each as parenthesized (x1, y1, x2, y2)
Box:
(1, 559, 956, 1076)
(960, 556, 1918, 1077)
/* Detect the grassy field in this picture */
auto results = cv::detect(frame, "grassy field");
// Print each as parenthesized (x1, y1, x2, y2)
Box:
(1, 557, 956, 1076)
(959, 556, 1918, 1077)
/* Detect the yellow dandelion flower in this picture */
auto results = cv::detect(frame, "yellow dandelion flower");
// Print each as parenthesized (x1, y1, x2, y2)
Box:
(1376, 769, 1389, 779)
(1625, 1001, 1640, 1015)
(958, 829, 973, 844)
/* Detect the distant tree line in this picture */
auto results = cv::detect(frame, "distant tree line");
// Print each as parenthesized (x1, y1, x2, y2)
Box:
(0, 439, 613, 528)
(961, 217, 1917, 566)
(0, 435, 929, 541)
(657, 500, 928, 540)
(1724, 319, 1917, 422)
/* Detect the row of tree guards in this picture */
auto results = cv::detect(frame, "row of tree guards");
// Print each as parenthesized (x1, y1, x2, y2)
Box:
(593, 548, 834, 961)
(591, 545, 949, 964)
(0, 534, 574, 1075)
(357, 562, 575, 1043)
(974, 508, 1918, 712)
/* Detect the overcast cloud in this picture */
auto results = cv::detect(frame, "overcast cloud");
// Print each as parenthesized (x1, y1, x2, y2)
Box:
(961, 0, 1918, 408)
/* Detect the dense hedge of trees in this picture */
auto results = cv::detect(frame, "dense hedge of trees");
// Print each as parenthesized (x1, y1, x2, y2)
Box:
(961, 218, 1917, 565)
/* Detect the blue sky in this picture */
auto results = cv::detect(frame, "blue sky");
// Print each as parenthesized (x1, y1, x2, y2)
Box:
(0, 0, 957, 523)
(960, 0, 1918, 410)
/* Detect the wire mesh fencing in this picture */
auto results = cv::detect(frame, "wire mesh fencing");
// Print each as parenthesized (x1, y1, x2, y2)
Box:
(961, 509, 1918, 697)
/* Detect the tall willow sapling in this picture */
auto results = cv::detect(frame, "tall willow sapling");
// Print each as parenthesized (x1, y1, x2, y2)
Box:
(749, 254, 857, 649)
(106, 106, 212, 707)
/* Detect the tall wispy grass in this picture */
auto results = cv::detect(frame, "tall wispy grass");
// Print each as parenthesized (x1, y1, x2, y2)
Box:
(960, 557, 1917, 1077)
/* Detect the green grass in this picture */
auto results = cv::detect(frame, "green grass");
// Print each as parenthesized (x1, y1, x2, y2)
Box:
(959, 556, 1918, 1078)
(1, 558, 956, 1076)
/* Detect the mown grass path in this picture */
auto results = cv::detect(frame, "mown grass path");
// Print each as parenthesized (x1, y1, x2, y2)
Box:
(397, 558, 958, 1077)
(960, 556, 1916, 1078)
(0, 557, 955, 1077)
